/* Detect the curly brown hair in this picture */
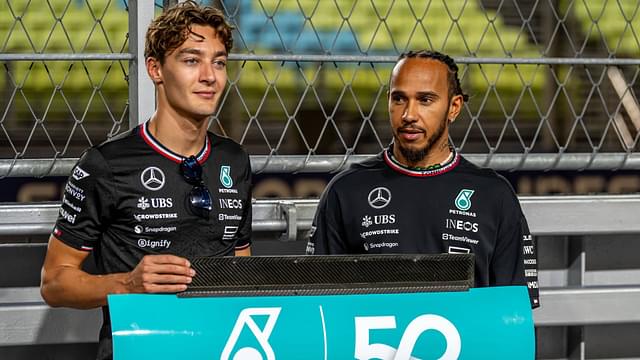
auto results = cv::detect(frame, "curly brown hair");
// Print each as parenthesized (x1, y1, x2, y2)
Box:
(144, 0, 234, 63)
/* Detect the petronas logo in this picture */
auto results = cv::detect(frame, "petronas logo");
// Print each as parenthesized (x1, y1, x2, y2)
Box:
(220, 166, 233, 188)
(455, 189, 474, 211)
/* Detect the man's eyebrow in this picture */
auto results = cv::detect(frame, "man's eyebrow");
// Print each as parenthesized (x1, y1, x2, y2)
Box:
(176, 48, 228, 58)
(415, 91, 440, 98)
(176, 48, 202, 56)
(213, 50, 228, 58)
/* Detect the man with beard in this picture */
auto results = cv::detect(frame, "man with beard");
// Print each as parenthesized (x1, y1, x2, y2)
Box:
(306, 50, 539, 308)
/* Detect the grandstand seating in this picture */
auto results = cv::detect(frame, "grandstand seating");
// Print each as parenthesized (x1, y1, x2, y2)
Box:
(1, 0, 636, 127)
(572, 0, 639, 55)
(0, 0, 129, 124)
(230, 0, 545, 120)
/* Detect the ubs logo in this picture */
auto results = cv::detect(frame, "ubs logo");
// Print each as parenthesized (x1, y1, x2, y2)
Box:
(140, 167, 165, 191)
(368, 187, 392, 209)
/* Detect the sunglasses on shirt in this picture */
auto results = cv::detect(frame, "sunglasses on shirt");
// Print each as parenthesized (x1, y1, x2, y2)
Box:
(180, 156, 213, 217)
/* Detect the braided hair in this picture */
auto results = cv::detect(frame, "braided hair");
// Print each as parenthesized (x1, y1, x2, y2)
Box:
(397, 50, 469, 102)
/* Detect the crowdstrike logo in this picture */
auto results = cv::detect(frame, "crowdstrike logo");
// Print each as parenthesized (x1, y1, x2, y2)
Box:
(368, 187, 392, 209)
(140, 167, 165, 191)
(133, 213, 178, 221)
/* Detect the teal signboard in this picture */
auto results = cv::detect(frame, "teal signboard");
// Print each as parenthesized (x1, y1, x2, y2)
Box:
(109, 286, 534, 359)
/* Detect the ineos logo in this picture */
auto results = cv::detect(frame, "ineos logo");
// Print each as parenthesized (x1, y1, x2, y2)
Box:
(368, 187, 392, 209)
(140, 167, 165, 191)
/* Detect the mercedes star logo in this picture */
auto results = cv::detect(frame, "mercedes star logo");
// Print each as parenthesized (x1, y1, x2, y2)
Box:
(140, 167, 165, 191)
(367, 187, 392, 209)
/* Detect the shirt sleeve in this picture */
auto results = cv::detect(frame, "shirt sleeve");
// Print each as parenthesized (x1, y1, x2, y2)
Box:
(306, 183, 348, 255)
(52, 148, 115, 252)
(234, 152, 252, 250)
(492, 190, 540, 309)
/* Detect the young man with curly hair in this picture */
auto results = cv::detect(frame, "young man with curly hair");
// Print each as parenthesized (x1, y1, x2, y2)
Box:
(40, 2, 252, 358)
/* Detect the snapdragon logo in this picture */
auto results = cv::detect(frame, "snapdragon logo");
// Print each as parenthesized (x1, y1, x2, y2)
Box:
(355, 314, 461, 360)
(221, 307, 281, 360)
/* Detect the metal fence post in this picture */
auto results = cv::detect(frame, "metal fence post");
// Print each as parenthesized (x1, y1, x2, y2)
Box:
(128, 0, 156, 128)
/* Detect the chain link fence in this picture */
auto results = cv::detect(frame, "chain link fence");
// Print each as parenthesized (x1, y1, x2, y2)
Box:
(1, 0, 639, 177)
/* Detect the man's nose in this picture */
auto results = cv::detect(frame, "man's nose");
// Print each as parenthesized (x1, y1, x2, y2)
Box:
(200, 63, 216, 84)
(402, 100, 418, 123)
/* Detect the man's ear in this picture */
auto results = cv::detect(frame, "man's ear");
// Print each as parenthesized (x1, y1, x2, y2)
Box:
(146, 57, 162, 84)
(448, 94, 464, 123)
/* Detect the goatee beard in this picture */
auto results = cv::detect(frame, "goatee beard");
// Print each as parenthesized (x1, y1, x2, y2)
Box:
(395, 115, 448, 166)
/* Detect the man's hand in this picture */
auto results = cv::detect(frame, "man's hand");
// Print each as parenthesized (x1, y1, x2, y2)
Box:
(125, 255, 195, 293)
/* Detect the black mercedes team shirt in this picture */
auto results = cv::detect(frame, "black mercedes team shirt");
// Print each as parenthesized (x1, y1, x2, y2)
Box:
(52, 122, 252, 359)
(307, 148, 540, 308)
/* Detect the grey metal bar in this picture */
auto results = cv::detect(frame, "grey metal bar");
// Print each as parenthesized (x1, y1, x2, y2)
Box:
(462, 153, 640, 171)
(4, 53, 639, 65)
(534, 286, 640, 326)
(0, 158, 78, 178)
(0, 54, 134, 61)
(227, 54, 640, 65)
(519, 195, 640, 235)
(128, 0, 156, 128)
(1, 196, 639, 236)
(0, 288, 100, 346)
(2, 153, 640, 177)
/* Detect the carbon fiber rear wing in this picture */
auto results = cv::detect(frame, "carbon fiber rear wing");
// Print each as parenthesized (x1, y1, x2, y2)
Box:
(180, 254, 474, 297)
